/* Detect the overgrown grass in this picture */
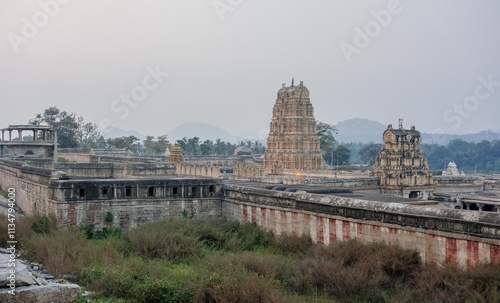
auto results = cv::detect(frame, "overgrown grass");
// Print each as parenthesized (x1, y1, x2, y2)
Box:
(2, 214, 500, 303)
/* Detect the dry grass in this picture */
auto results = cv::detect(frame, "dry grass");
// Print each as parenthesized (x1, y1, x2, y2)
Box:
(22, 228, 125, 276)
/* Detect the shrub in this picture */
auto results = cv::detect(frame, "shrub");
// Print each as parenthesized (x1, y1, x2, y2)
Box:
(31, 213, 57, 234)
(293, 240, 422, 301)
(131, 277, 194, 303)
(128, 223, 201, 261)
(105, 211, 114, 223)
(272, 233, 313, 255)
(80, 224, 123, 240)
(0, 213, 57, 247)
(22, 228, 124, 276)
(195, 219, 273, 252)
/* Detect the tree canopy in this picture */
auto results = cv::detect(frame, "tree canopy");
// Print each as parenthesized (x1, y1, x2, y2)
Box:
(29, 106, 103, 148)
(316, 121, 338, 164)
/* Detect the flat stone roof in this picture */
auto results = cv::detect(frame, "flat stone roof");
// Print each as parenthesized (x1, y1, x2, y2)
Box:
(2, 125, 54, 131)
(224, 181, 422, 204)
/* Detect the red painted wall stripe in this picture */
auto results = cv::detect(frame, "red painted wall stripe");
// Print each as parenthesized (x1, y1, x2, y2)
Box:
(445, 238, 457, 264)
(342, 221, 350, 240)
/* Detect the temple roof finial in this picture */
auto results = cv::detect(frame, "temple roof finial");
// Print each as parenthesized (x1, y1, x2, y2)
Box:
(291, 77, 294, 86)
(399, 118, 404, 129)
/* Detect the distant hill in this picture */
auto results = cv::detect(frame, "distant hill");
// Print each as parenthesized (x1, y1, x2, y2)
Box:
(335, 118, 386, 143)
(334, 118, 500, 145)
(422, 130, 500, 145)
(167, 122, 238, 143)
(101, 126, 147, 140)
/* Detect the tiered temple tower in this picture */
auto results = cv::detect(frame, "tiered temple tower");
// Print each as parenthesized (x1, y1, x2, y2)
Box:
(374, 121, 433, 199)
(264, 80, 323, 174)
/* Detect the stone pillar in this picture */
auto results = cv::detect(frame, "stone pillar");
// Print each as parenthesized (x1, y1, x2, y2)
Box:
(9, 130, 12, 141)
(18, 129, 23, 141)
(1, 130, 4, 141)
(33, 130, 37, 141)
(53, 131, 58, 162)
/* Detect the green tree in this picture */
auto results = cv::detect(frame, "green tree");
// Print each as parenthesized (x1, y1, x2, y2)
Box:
(316, 121, 337, 164)
(252, 141, 265, 154)
(143, 135, 170, 155)
(200, 139, 214, 155)
(76, 116, 102, 148)
(359, 143, 383, 166)
(334, 144, 351, 165)
(214, 138, 224, 155)
(29, 106, 101, 148)
(107, 135, 140, 153)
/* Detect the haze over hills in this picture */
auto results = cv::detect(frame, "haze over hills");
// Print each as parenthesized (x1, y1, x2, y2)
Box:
(335, 118, 386, 144)
(334, 118, 500, 145)
(101, 126, 147, 141)
(103, 119, 500, 146)
(166, 122, 238, 143)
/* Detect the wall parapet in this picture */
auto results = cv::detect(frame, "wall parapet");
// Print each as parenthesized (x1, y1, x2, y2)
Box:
(223, 184, 500, 240)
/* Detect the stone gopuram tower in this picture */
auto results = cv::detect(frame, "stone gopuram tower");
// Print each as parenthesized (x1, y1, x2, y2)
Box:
(374, 121, 433, 199)
(264, 80, 323, 174)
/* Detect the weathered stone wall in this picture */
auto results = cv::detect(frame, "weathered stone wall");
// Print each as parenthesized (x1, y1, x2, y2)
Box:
(222, 184, 500, 266)
(55, 163, 114, 178)
(176, 163, 221, 178)
(53, 198, 221, 229)
(434, 176, 485, 193)
(58, 153, 91, 163)
(0, 160, 53, 216)
(116, 163, 175, 176)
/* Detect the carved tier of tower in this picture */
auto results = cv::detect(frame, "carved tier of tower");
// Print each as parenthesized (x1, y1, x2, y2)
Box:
(374, 122, 433, 199)
(264, 81, 323, 174)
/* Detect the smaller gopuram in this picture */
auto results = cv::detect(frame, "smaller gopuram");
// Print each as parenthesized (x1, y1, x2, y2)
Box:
(168, 144, 184, 164)
(264, 80, 323, 174)
(374, 120, 433, 199)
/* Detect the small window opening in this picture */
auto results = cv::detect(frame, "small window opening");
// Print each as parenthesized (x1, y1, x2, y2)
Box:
(209, 185, 215, 193)
(172, 187, 178, 195)
(125, 186, 132, 197)
(101, 186, 109, 198)
(191, 186, 197, 195)
(148, 187, 155, 197)
(79, 188, 86, 198)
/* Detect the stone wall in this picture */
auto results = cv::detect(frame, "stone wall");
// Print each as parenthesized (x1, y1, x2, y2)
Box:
(0, 160, 53, 216)
(0, 159, 220, 225)
(434, 176, 485, 193)
(58, 153, 91, 163)
(222, 184, 500, 266)
(53, 198, 221, 229)
(55, 163, 114, 178)
(176, 163, 221, 178)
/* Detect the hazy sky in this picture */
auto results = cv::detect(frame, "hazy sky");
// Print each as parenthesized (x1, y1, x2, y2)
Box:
(1, 0, 499, 140)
